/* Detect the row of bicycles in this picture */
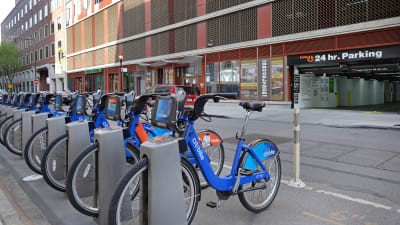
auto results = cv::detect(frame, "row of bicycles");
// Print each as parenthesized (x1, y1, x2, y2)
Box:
(0, 90, 281, 225)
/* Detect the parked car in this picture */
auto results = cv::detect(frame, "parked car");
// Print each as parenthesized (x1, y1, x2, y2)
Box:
(145, 85, 199, 105)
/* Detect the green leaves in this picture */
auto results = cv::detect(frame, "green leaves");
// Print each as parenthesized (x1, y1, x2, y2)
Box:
(0, 41, 23, 79)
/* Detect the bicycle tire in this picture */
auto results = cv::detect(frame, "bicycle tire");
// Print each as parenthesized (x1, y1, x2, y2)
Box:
(108, 157, 200, 225)
(3, 119, 23, 155)
(197, 129, 225, 189)
(237, 139, 281, 213)
(41, 133, 69, 192)
(0, 116, 13, 144)
(23, 127, 48, 174)
(66, 142, 140, 217)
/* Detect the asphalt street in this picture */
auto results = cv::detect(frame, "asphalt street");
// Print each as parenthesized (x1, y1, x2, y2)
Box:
(0, 105, 399, 225)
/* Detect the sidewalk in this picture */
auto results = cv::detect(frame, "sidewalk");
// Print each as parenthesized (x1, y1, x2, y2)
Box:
(204, 101, 400, 129)
(0, 158, 50, 225)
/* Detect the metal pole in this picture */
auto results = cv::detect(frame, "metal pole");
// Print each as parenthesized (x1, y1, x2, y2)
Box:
(288, 108, 305, 188)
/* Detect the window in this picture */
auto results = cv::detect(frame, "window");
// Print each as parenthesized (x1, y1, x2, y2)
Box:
(34, 31, 37, 41)
(75, 1, 81, 16)
(14, 16, 17, 24)
(44, 5, 48, 17)
(44, 24, 48, 37)
(29, 0, 32, 10)
(35, 50, 38, 61)
(11, 20, 13, 28)
(34, 14, 37, 25)
(30, 52, 34, 63)
(39, 48, 43, 60)
(25, 40, 28, 48)
(29, 17, 32, 27)
(50, 21, 54, 34)
(57, 17, 61, 31)
(45, 46, 49, 59)
(26, 55, 29, 65)
(39, 28, 43, 41)
(18, 13, 20, 21)
(66, 7, 71, 26)
(50, 0, 54, 12)
(51, 43, 55, 57)
(21, 25, 24, 31)
(25, 21, 28, 31)
(84, 0, 90, 10)
(58, 40, 62, 48)
(95, 0, 103, 4)
(25, 4, 28, 14)
(39, 9, 42, 21)
(57, 0, 61, 9)
(21, 9, 24, 18)
(220, 61, 240, 96)
(34, 0, 37, 6)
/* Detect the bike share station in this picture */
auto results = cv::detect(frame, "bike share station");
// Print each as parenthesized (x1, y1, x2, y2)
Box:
(75, 92, 189, 225)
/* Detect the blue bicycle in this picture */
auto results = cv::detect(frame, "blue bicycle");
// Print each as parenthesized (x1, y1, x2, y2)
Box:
(108, 93, 281, 225)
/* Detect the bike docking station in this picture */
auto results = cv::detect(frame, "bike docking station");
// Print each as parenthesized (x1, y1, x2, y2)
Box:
(65, 120, 93, 197)
(22, 112, 51, 182)
(92, 126, 129, 225)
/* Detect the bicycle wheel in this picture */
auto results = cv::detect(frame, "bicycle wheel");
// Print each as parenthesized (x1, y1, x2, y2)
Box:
(0, 116, 13, 144)
(3, 119, 23, 155)
(238, 139, 281, 213)
(197, 129, 225, 188)
(108, 157, 200, 225)
(41, 133, 68, 192)
(24, 127, 48, 174)
(66, 142, 140, 217)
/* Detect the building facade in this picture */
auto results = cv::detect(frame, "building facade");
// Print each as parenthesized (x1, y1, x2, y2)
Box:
(64, 0, 399, 106)
(1, 0, 67, 92)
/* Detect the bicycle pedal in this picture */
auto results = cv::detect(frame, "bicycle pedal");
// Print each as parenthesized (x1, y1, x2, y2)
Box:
(240, 168, 257, 176)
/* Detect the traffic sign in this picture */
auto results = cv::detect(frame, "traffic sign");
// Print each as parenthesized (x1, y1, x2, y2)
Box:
(8, 84, 13, 89)
(33, 79, 39, 85)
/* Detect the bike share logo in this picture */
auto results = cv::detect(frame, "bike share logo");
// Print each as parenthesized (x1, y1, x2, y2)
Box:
(102, 121, 110, 127)
(192, 139, 204, 161)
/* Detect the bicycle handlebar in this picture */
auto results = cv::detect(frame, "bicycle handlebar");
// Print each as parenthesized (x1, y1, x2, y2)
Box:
(188, 92, 237, 121)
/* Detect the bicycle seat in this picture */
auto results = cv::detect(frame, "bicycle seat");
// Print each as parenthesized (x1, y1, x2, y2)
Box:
(239, 101, 266, 112)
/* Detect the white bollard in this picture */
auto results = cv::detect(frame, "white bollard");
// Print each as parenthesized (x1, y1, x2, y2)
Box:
(288, 108, 306, 188)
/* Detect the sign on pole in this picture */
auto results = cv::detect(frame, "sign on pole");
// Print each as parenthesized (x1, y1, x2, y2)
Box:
(33, 80, 39, 85)
(121, 68, 128, 73)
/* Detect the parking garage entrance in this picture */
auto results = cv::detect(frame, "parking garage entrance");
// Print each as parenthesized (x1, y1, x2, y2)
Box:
(289, 45, 400, 111)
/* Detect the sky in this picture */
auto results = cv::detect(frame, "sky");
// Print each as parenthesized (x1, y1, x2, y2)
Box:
(0, 1, 16, 42)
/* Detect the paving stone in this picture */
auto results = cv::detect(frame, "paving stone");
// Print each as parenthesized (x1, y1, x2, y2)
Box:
(378, 154, 400, 172)
(303, 144, 355, 160)
(336, 148, 397, 168)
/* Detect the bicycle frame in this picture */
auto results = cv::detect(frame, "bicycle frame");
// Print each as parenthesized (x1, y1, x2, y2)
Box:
(184, 118, 270, 192)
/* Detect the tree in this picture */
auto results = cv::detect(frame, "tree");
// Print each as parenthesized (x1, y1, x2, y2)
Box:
(0, 41, 23, 89)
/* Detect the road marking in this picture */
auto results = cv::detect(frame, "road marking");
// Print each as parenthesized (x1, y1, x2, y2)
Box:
(364, 111, 382, 114)
(281, 179, 289, 184)
(304, 186, 313, 191)
(302, 211, 345, 225)
(316, 189, 392, 210)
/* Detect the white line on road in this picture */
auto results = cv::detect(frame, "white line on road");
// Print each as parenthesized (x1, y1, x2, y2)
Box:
(316, 189, 392, 210)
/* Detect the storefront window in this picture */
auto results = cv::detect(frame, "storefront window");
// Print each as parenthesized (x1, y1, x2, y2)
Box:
(206, 63, 219, 93)
(271, 57, 284, 100)
(241, 60, 258, 99)
(220, 61, 239, 97)
(122, 72, 134, 92)
(68, 78, 74, 91)
(85, 74, 104, 92)
(109, 74, 119, 92)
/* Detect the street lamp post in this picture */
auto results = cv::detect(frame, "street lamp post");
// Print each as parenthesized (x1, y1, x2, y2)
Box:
(119, 54, 123, 92)
(14, 36, 37, 92)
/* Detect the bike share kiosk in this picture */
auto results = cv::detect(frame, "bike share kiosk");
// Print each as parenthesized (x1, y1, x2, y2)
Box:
(138, 91, 188, 225)
(21, 94, 41, 156)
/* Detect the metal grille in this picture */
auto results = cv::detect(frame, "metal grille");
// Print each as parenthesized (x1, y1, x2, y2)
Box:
(220, 50, 239, 61)
(151, 34, 160, 56)
(206, 17, 220, 46)
(84, 52, 93, 68)
(94, 11, 104, 46)
(240, 47, 257, 59)
(271, 44, 283, 56)
(84, 18, 93, 49)
(123, 38, 146, 60)
(293, 0, 316, 33)
(159, 31, 169, 55)
(74, 23, 82, 52)
(175, 26, 186, 53)
(337, 0, 367, 26)
(174, 0, 197, 23)
(258, 45, 270, 58)
(206, 53, 219, 62)
(240, 7, 257, 42)
(368, 0, 400, 21)
(123, 0, 145, 38)
(174, 24, 197, 53)
(272, 0, 293, 36)
(94, 48, 105, 66)
(67, 57, 74, 70)
(206, 0, 253, 13)
(337, 27, 400, 49)
(317, 0, 336, 29)
(107, 45, 118, 64)
(67, 27, 73, 54)
(108, 5, 120, 42)
(285, 37, 335, 54)
(75, 55, 82, 69)
(220, 12, 240, 45)
(151, 0, 169, 29)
